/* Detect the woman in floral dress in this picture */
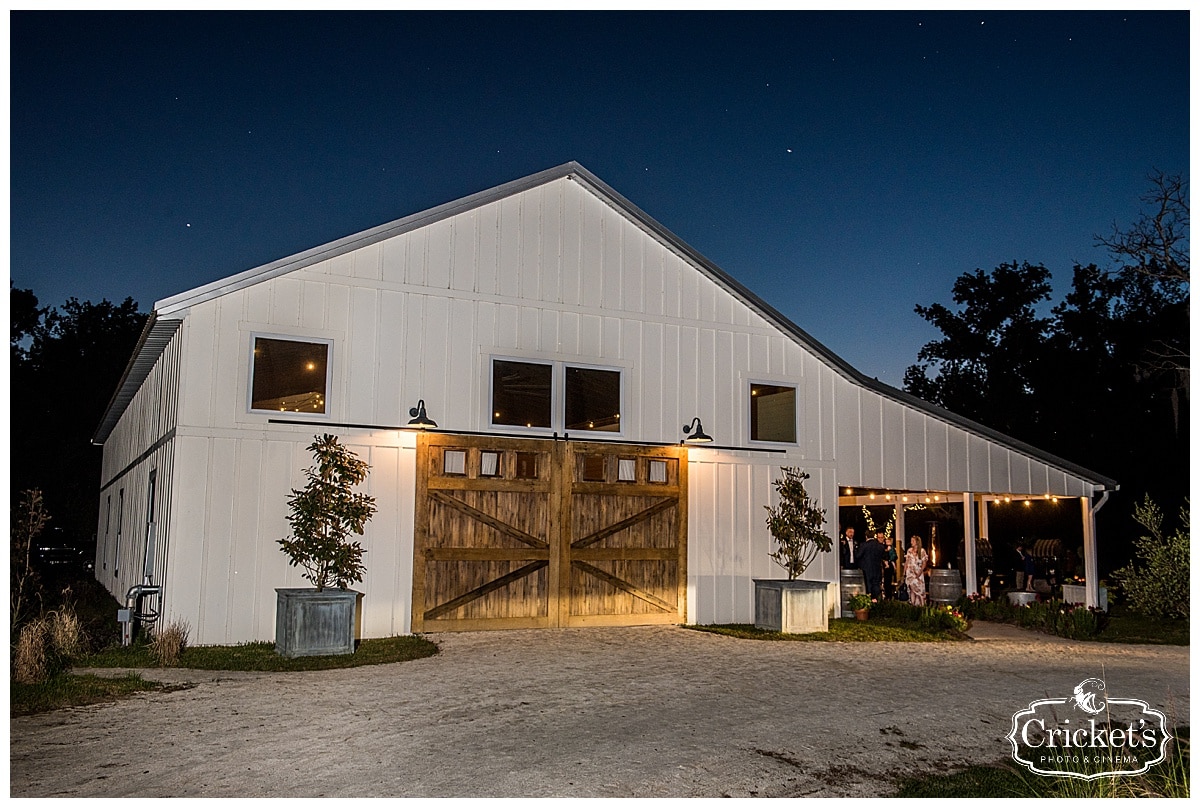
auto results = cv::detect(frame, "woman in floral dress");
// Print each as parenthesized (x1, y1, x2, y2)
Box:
(904, 536, 930, 606)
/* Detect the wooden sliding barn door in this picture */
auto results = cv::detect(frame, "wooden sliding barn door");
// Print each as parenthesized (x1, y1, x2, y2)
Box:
(563, 441, 687, 627)
(412, 434, 687, 632)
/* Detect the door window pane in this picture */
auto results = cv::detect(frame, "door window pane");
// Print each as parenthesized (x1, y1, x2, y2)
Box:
(750, 384, 796, 443)
(565, 366, 621, 432)
(581, 454, 606, 482)
(648, 460, 668, 484)
(251, 337, 329, 413)
(443, 450, 466, 476)
(492, 360, 552, 428)
(514, 452, 539, 479)
(617, 458, 637, 482)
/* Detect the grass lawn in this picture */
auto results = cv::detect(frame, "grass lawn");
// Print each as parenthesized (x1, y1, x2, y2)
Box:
(80, 633, 439, 672)
(11, 673, 177, 717)
(13, 636, 439, 716)
(1094, 604, 1189, 645)
(895, 728, 1189, 797)
(688, 617, 968, 643)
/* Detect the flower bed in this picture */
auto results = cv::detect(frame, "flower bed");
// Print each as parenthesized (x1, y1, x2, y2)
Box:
(861, 599, 967, 632)
(958, 594, 1108, 640)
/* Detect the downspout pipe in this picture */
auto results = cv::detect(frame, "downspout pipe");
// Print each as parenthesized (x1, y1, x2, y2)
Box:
(120, 583, 161, 646)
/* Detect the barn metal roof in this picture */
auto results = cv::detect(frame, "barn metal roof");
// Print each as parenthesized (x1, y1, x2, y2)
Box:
(93, 162, 1118, 489)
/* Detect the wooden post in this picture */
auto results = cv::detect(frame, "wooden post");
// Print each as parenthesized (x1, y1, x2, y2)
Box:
(962, 492, 977, 596)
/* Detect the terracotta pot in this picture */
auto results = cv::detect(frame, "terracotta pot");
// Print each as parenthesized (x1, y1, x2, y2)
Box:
(854, 608, 869, 621)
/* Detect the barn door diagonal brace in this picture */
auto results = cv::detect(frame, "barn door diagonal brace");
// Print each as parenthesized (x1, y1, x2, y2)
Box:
(430, 490, 549, 549)
(424, 560, 550, 621)
(570, 497, 675, 549)
(571, 560, 674, 612)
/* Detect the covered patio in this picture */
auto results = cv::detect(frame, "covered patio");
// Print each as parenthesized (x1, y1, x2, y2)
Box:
(838, 487, 1112, 608)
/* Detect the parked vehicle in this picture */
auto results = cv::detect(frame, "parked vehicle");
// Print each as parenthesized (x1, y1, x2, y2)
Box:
(34, 527, 95, 574)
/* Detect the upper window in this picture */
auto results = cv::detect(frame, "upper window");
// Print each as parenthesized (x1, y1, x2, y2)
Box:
(750, 383, 796, 443)
(490, 359, 622, 434)
(251, 337, 330, 414)
(565, 366, 621, 432)
(491, 359, 553, 429)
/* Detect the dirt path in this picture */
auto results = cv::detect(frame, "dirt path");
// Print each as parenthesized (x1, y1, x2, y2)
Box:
(10, 626, 1189, 797)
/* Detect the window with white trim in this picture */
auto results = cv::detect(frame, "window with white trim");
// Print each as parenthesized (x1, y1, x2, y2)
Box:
(750, 382, 797, 443)
(250, 336, 331, 414)
(490, 358, 623, 434)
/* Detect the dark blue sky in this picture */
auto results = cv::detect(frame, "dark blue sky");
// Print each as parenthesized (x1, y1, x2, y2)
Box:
(11, 11, 1189, 385)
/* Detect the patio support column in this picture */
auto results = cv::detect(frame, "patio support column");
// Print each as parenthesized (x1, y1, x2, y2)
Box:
(1081, 495, 1100, 609)
(894, 501, 906, 550)
(962, 492, 977, 596)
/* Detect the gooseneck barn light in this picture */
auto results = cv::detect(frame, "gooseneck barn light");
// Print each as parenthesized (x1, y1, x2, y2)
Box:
(682, 417, 713, 444)
(407, 399, 438, 429)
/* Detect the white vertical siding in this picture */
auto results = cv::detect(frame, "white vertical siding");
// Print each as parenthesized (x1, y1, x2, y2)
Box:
(96, 325, 183, 608)
(688, 451, 838, 625)
(110, 172, 1103, 643)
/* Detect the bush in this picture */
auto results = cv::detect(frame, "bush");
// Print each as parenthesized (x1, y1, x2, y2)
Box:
(847, 593, 874, 611)
(764, 468, 833, 580)
(958, 594, 1107, 639)
(279, 434, 376, 591)
(149, 620, 190, 666)
(12, 605, 86, 684)
(46, 607, 87, 658)
(13, 618, 52, 684)
(918, 604, 968, 633)
(871, 599, 923, 622)
(1113, 496, 1189, 619)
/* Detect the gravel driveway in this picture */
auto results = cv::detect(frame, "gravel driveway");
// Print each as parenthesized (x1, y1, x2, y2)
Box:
(10, 624, 1189, 797)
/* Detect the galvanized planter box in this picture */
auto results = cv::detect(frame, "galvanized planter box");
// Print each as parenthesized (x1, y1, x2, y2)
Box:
(753, 579, 831, 634)
(275, 588, 362, 657)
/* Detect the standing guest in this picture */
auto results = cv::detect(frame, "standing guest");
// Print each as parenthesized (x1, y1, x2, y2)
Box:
(1024, 546, 1037, 591)
(859, 531, 885, 600)
(905, 536, 930, 606)
(883, 536, 899, 598)
(839, 527, 860, 569)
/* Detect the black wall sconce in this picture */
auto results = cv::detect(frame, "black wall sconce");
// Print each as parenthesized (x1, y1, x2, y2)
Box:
(407, 399, 438, 429)
(682, 416, 712, 444)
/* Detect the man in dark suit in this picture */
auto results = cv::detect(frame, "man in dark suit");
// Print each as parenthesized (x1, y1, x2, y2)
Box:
(839, 527, 860, 569)
(859, 531, 886, 599)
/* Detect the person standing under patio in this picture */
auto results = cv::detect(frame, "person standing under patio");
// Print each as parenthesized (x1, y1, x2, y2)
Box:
(883, 536, 900, 598)
(905, 536, 930, 606)
(1014, 544, 1027, 590)
(839, 526, 860, 569)
(859, 531, 885, 599)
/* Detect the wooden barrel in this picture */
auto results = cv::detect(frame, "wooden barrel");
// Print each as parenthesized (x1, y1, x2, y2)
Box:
(928, 568, 963, 605)
(839, 569, 865, 617)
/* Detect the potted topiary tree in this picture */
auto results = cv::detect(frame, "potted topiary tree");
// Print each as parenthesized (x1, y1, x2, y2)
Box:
(275, 434, 376, 657)
(754, 468, 835, 633)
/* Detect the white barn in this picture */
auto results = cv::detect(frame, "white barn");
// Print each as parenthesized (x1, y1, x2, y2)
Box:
(93, 163, 1116, 645)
